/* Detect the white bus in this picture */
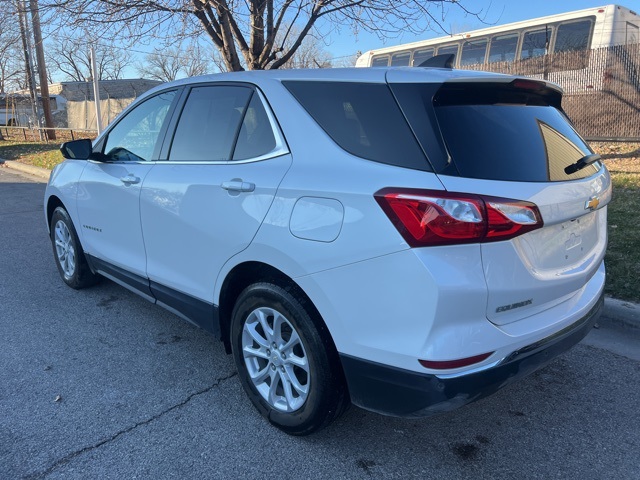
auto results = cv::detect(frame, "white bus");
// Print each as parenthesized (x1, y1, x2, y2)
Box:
(355, 4, 639, 69)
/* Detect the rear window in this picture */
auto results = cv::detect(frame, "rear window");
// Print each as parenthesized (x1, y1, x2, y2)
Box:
(392, 82, 599, 182)
(283, 81, 430, 171)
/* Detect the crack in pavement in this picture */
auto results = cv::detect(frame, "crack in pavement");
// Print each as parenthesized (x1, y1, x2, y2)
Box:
(25, 372, 238, 480)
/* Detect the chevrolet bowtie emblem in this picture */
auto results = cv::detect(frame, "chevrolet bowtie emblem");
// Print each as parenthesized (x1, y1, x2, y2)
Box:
(585, 196, 600, 211)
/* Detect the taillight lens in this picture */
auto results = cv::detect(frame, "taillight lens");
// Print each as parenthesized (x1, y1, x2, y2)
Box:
(375, 188, 542, 247)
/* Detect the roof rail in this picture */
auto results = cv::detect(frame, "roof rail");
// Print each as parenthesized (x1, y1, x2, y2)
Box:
(417, 54, 455, 69)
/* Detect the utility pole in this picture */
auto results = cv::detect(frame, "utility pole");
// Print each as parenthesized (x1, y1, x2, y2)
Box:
(29, 0, 55, 140)
(90, 46, 103, 134)
(16, 0, 41, 138)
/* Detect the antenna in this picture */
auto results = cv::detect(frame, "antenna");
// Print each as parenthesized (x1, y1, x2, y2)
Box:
(417, 54, 455, 69)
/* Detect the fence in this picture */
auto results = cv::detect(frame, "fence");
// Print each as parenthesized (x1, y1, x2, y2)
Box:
(0, 126, 96, 143)
(466, 44, 640, 141)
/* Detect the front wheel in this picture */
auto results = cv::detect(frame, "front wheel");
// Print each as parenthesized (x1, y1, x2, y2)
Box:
(50, 207, 100, 289)
(231, 283, 347, 435)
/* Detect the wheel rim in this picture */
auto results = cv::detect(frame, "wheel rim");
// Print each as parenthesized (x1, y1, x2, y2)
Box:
(54, 220, 76, 279)
(241, 307, 310, 412)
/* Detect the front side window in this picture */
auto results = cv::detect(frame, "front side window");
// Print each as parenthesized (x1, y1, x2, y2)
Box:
(103, 90, 176, 162)
(169, 86, 252, 162)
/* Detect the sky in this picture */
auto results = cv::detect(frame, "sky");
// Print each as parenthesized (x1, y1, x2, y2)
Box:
(325, 1, 635, 61)
(45, 0, 635, 81)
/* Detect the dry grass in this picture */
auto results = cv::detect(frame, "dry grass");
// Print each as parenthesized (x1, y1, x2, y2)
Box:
(591, 143, 640, 303)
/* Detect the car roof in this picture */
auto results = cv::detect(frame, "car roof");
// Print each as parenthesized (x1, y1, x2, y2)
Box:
(153, 66, 516, 90)
(135, 66, 560, 110)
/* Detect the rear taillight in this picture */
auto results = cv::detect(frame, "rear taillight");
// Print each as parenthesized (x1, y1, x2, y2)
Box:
(375, 188, 542, 247)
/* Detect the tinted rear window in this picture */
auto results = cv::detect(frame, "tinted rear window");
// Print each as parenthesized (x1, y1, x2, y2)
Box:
(283, 81, 430, 171)
(392, 82, 598, 182)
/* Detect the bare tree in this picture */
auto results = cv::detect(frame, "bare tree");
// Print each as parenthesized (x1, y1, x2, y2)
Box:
(0, 6, 24, 93)
(46, 34, 131, 81)
(277, 27, 331, 69)
(44, 1, 487, 72)
(137, 43, 212, 81)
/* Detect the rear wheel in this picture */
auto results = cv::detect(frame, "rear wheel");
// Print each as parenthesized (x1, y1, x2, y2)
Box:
(50, 207, 100, 289)
(231, 283, 347, 435)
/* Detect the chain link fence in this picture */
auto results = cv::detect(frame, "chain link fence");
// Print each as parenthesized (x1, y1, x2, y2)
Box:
(466, 44, 640, 141)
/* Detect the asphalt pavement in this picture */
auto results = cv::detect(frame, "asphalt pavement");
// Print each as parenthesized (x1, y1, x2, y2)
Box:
(1, 163, 639, 480)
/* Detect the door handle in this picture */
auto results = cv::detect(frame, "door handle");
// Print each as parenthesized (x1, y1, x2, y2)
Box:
(221, 180, 255, 193)
(120, 174, 140, 185)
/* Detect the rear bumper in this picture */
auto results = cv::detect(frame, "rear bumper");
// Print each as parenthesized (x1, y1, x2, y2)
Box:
(340, 291, 604, 417)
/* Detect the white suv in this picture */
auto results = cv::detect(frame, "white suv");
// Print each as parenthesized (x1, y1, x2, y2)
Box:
(45, 66, 610, 435)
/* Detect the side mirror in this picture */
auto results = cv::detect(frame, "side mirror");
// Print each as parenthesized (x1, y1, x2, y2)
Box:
(60, 139, 93, 160)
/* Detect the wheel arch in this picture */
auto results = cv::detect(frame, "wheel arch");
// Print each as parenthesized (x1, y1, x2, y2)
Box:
(217, 261, 340, 363)
(46, 195, 66, 233)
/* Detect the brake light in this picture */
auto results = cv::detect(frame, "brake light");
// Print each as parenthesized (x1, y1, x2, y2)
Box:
(511, 79, 546, 91)
(375, 188, 542, 247)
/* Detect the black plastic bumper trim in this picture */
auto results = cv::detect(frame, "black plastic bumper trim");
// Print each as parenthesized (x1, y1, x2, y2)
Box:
(339, 292, 604, 418)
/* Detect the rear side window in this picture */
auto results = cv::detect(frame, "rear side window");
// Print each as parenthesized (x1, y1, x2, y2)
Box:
(283, 81, 429, 171)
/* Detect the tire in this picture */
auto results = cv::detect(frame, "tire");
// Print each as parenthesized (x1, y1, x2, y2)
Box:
(231, 283, 348, 435)
(50, 207, 100, 289)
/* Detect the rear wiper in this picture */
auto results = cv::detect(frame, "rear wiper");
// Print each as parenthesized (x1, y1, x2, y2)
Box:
(564, 153, 601, 175)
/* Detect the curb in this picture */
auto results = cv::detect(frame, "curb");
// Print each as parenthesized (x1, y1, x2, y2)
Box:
(0, 158, 51, 180)
(602, 297, 640, 330)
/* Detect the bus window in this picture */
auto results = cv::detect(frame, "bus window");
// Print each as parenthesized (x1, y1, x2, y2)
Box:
(627, 22, 639, 44)
(554, 19, 593, 52)
(437, 44, 460, 62)
(488, 33, 519, 63)
(371, 55, 389, 67)
(460, 38, 488, 66)
(521, 28, 551, 59)
(390, 51, 411, 66)
(412, 48, 434, 66)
